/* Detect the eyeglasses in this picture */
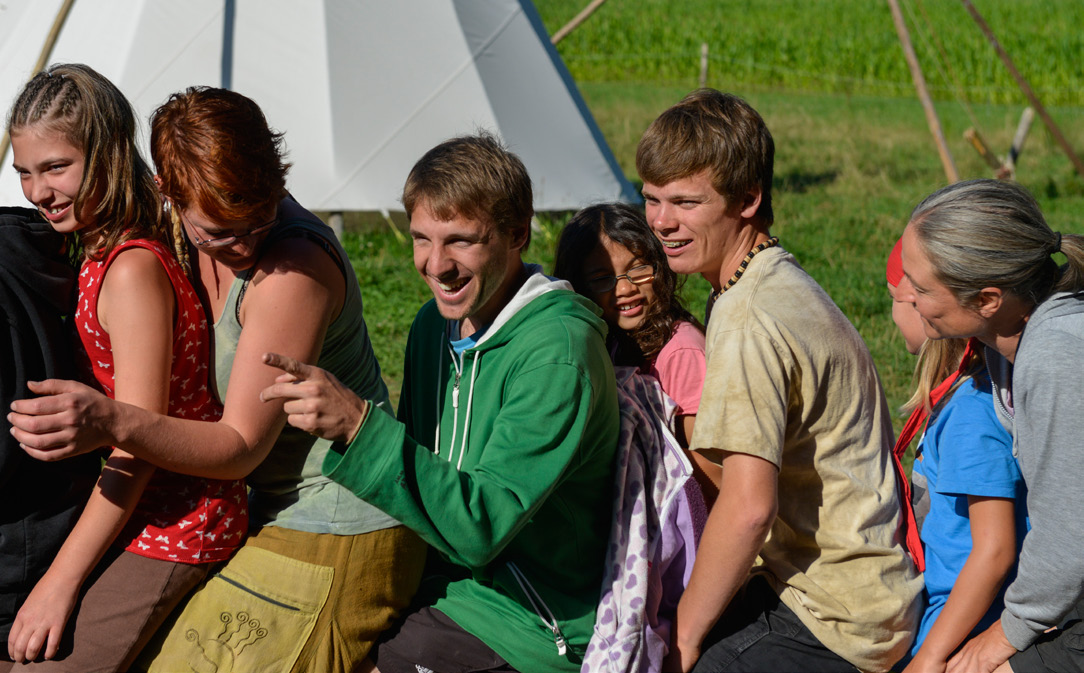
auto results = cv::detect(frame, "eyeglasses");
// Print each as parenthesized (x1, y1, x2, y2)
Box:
(184, 214, 279, 248)
(585, 264, 655, 294)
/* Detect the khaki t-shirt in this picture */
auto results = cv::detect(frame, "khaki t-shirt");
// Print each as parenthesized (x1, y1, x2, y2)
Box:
(692, 246, 921, 672)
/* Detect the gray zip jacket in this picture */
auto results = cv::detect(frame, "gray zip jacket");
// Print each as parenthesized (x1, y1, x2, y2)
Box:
(986, 290, 1084, 650)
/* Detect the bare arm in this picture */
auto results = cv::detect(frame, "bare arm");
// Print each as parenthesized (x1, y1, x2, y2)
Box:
(675, 414, 696, 448)
(259, 353, 369, 444)
(11, 237, 344, 480)
(906, 497, 1017, 673)
(666, 451, 779, 672)
(8, 248, 171, 662)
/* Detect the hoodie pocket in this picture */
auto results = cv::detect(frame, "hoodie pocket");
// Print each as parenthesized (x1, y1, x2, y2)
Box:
(506, 561, 569, 657)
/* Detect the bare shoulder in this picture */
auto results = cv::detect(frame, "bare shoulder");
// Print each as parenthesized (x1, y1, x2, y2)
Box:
(99, 246, 174, 308)
(102, 245, 170, 286)
(98, 246, 174, 334)
(250, 231, 344, 292)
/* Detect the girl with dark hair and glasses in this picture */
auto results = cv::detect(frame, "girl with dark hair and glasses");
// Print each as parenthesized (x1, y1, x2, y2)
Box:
(554, 202, 705, 449)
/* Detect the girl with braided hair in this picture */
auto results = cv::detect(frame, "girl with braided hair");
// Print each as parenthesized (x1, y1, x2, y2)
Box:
(5, 64, 246, 672)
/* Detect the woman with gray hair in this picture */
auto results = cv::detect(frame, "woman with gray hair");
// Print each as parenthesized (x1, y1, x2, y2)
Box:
(897, 178, 1084, 673)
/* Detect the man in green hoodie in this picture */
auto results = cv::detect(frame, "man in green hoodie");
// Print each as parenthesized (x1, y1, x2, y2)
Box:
(261, 132, 619, 673)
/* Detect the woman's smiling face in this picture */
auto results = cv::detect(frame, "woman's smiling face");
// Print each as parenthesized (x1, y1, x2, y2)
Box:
(900, 224, 986, 341)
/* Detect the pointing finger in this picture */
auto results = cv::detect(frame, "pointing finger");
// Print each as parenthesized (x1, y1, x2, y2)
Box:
(262, 352, 314, 379)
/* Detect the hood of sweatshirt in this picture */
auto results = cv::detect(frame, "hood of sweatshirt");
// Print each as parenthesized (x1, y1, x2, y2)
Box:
(986, 290, 1084, 432)
(465, 263, 609, 353)
(0, 207, 76, 315)
(1025, 289, 1084, 333)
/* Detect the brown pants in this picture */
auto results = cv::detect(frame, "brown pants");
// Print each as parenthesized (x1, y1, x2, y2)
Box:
(9, 548, 209, 673)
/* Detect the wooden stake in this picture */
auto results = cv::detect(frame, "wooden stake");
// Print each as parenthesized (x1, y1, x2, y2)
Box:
(964, 128, 1003, 171)
(551, 0, 607, 45)
(1007, 107, 1035, 168)
(0, 0, 76, 163)
(960, 0, 1084, 177)
(328, 212, 344, 240)
(699, 43, 709, 89)
(888, 0, 959, 183)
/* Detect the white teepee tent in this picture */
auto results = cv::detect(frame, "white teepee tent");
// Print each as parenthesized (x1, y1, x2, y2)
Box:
(0, 0, 639, 212)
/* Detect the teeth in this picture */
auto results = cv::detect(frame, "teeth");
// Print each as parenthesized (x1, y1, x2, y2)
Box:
(617, 300, 642, 313)
(662, 240, 688, 249)
(438, 279, 468, 292)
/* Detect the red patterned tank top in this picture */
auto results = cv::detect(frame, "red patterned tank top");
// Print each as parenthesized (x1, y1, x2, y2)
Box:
(74, 238, 247, 563)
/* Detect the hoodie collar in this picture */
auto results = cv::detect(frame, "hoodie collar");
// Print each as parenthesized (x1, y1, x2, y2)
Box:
(452, 264, 571, 349)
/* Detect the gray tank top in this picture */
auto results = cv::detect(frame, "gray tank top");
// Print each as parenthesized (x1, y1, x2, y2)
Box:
(214, 214, 398, 534)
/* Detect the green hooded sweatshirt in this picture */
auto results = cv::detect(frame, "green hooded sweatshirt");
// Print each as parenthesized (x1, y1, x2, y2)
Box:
(325, 267, 618, 672)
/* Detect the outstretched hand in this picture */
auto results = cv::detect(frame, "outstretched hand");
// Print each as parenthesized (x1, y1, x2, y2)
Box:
(260, 352, 369, 444)
(9, 379, 115, 461)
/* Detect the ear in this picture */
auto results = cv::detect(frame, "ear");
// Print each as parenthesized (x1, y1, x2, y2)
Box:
(153, 174, 162, 189)
(974, 287, 1004, 318)
(509, 220, 531, 251)
(739, 187, 763, 220)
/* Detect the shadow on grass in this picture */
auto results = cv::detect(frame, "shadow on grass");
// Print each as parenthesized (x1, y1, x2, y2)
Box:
(774, 169, 838, 193)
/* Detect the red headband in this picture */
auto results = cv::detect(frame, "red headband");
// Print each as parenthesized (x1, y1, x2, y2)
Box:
(886, 236, 904, 288)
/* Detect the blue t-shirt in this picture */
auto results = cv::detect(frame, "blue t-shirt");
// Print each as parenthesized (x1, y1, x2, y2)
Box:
(909, 371, 1029, 657)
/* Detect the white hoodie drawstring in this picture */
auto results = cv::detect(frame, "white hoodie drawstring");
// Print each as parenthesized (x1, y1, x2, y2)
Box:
(457, 352, 479, 471)
(507, 562, 568, 656)
(437, 341, 464, 462)
(437, 337, 479, 472)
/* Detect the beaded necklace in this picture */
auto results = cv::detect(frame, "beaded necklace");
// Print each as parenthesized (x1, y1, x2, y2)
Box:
(705, 236, 780, 322)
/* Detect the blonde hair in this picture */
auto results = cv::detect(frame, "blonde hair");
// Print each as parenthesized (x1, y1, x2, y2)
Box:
(902, 337, 976, 414)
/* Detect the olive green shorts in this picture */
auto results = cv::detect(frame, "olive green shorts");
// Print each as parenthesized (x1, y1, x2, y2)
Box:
(138, 524, 427, 673)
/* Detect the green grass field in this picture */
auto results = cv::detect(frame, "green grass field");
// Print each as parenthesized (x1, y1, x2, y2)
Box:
(341, 1, 1084, 457)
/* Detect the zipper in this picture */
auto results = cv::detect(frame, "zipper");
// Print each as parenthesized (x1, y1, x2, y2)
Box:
(507, 562, 568, 656)
(216, 573, 300, 611)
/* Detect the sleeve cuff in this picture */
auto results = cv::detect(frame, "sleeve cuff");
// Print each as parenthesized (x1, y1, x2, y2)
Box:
(1001, 609, 1041, 651)
(322, 402, 405, 500)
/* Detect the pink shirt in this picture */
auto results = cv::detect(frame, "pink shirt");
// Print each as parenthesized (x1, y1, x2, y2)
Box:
(649, 320, 706, 416)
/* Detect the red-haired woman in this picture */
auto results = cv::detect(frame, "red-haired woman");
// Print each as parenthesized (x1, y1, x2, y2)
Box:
(10, 87, 426, 672)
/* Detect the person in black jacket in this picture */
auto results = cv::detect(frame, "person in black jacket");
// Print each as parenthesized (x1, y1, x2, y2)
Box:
(0, 207, 97, 671)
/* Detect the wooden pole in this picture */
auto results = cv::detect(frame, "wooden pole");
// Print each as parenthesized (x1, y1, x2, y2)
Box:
(699, 43, 709, 88)
(887, 0, 959, 183)
(959, 0, 1084, 177)
(0, 0, 77, 163)
(964, 128, 1003, 171)
(551, 0, 607, 45)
